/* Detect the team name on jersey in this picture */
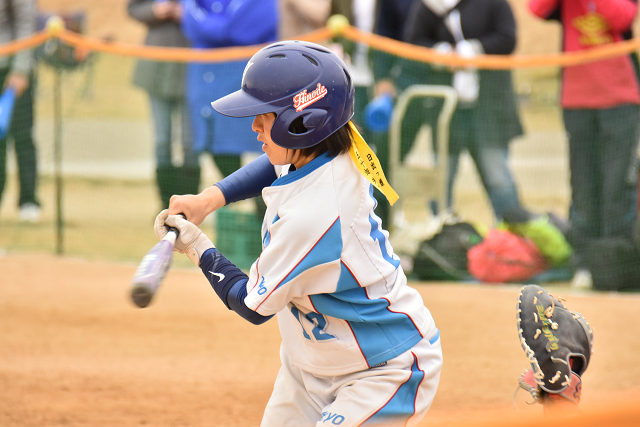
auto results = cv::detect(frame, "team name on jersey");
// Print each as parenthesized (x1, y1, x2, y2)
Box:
(369, 361, 388, 369)
(293, 83, 327, 112)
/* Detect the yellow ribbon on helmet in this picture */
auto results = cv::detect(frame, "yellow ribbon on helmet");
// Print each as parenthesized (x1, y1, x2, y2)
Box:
(347, 121, 399, 206)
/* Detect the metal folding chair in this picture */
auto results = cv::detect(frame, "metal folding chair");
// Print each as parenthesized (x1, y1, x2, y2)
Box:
(388, 84, 458, 228)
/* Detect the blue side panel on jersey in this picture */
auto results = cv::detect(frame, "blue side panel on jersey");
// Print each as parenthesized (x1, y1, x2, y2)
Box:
(335, 262, 361, 292)
(368, 186, 400, 269)
(271, 152, 333, 187)
(262, 228, 271, 248)
(363, 355, 424, 426)
(309, 288, 422, 367)
(275, 218, 343, 291)
(429, 329, 440, 345)
(370, 184, 379, 209)
(263, 213, 281, 248)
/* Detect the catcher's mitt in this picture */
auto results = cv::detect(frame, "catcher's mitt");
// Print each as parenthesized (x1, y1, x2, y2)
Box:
(516, 285, 593, 407)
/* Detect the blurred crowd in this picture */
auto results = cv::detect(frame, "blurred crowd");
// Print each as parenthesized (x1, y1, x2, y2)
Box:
(2, 0, 639, 290)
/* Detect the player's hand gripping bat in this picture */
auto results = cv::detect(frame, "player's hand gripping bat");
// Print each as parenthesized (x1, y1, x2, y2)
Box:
(129, 214, 184, 308)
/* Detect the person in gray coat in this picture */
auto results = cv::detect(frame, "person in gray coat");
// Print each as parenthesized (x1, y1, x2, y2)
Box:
(0, 0, 40, 222)
(128, 0, 199, 209)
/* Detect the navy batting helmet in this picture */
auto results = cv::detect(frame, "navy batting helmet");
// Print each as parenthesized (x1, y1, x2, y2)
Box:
(211, 40, 355, 150)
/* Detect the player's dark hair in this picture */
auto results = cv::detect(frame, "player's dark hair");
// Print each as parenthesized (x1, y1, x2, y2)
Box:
(290, 118, 353, 159)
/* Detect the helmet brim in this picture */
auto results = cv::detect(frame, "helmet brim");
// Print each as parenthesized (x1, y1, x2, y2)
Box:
(211, 89, 278, 118)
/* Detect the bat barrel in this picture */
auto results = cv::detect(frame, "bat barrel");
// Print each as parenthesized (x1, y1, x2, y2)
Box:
(131, 285, 153, 308)
(129, 230, 178, 308)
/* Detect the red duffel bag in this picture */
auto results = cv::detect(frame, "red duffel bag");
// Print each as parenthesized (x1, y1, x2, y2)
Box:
(468, 229, 548, 283)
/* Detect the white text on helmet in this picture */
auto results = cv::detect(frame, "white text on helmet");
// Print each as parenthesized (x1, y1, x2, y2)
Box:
(293, 83, 328, 112)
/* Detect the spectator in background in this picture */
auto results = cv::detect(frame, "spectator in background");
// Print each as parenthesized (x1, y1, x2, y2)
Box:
(368, 0, 417, 226)
(0, 0, 40, 222)
(128, 0, 198, 210)
(404, 0, 525, 223)
(328, 1, 377, 149)
(279, 0, 331, 40)
(181, 0, 277, 181)
(370, 0, 415, 101)
(529, 0, 640, 289)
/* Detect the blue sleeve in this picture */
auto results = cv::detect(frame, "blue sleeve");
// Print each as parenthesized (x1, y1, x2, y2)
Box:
(199, 248, 273, 325)
(214, 153, 278, 204)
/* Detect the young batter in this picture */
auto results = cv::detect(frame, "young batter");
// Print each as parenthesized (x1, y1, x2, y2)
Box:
(154, 40, 442, 427)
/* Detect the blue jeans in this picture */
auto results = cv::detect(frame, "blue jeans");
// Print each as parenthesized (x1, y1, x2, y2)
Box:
(563, 104, 640, 263)
(149, 95, 197, 168)
(448, 145, 520, 220)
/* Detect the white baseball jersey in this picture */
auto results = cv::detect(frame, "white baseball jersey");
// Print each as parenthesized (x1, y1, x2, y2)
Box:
(245, 152, 438, 377)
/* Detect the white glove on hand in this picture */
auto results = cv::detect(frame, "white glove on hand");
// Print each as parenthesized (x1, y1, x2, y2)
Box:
(455, 39, 477, 59)
(154, 209, 215, 265)
(434, 41, 453, 55)
(452, 40, 479, 104)
(431, 41, 453, 71)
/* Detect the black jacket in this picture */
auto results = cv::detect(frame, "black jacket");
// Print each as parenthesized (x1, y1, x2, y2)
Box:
(403, 0, 523, 147)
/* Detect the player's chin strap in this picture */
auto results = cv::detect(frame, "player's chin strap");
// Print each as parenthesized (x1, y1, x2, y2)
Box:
(347, 121, 399, 206)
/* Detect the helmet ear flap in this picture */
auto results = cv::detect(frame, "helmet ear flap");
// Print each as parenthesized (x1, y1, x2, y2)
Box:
(272, 109, 328, 148)
(297, 109, 328, 133)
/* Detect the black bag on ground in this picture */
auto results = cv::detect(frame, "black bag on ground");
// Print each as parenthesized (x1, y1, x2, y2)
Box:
(412, 222, 483, 281)
(585, 237, 640, 291)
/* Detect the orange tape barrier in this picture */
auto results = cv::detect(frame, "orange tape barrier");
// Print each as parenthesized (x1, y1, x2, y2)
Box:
(0, 27, 332, 62)
(0, 31, 49, 56)
(2, 24, 639, 69)
(342, 25, 640, 69)
(57, 27, 334, 62)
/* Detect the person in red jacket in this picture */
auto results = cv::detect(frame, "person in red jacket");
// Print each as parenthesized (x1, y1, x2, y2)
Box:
(529, 0, 640, 289)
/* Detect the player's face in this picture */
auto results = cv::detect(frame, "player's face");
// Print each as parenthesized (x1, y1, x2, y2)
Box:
(253, 113, 290, 165)
(253, 113, 314, 168)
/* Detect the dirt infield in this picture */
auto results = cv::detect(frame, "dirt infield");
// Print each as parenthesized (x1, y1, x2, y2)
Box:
(2, 254, 640, 427)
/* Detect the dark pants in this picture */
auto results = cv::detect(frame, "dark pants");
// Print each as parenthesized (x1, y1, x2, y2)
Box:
(563, 104, 640, 265)
(389, 99, 521, 220)
(447, 109, 521, 220)
(0, 67, 39, 208)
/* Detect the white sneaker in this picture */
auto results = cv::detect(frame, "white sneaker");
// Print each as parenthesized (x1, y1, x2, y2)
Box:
(571, 269, 592, 290)
(19, 203, 41, 223)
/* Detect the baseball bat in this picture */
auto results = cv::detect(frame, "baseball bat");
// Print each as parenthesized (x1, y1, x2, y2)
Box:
(130, 222, 181, 308)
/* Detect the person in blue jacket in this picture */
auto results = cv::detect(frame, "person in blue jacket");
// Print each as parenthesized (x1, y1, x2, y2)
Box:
(181, 0, 277, 183)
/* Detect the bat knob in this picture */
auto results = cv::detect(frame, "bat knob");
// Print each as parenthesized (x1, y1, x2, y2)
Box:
(164, 213, 185, 237)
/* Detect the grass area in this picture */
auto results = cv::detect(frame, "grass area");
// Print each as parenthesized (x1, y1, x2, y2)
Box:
(35, 53, 149, 121)
(0, 168, 568, 266)
(0, 175, 196, 269)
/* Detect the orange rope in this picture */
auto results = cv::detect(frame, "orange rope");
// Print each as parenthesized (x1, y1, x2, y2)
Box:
(56, 27, 334, 62)
(0, 31, 49, 56)
(341, 25, 640, 69)
(1, 25, 639, 69)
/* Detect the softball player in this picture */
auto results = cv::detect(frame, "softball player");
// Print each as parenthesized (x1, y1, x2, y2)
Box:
(155, 40, 442, 427)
